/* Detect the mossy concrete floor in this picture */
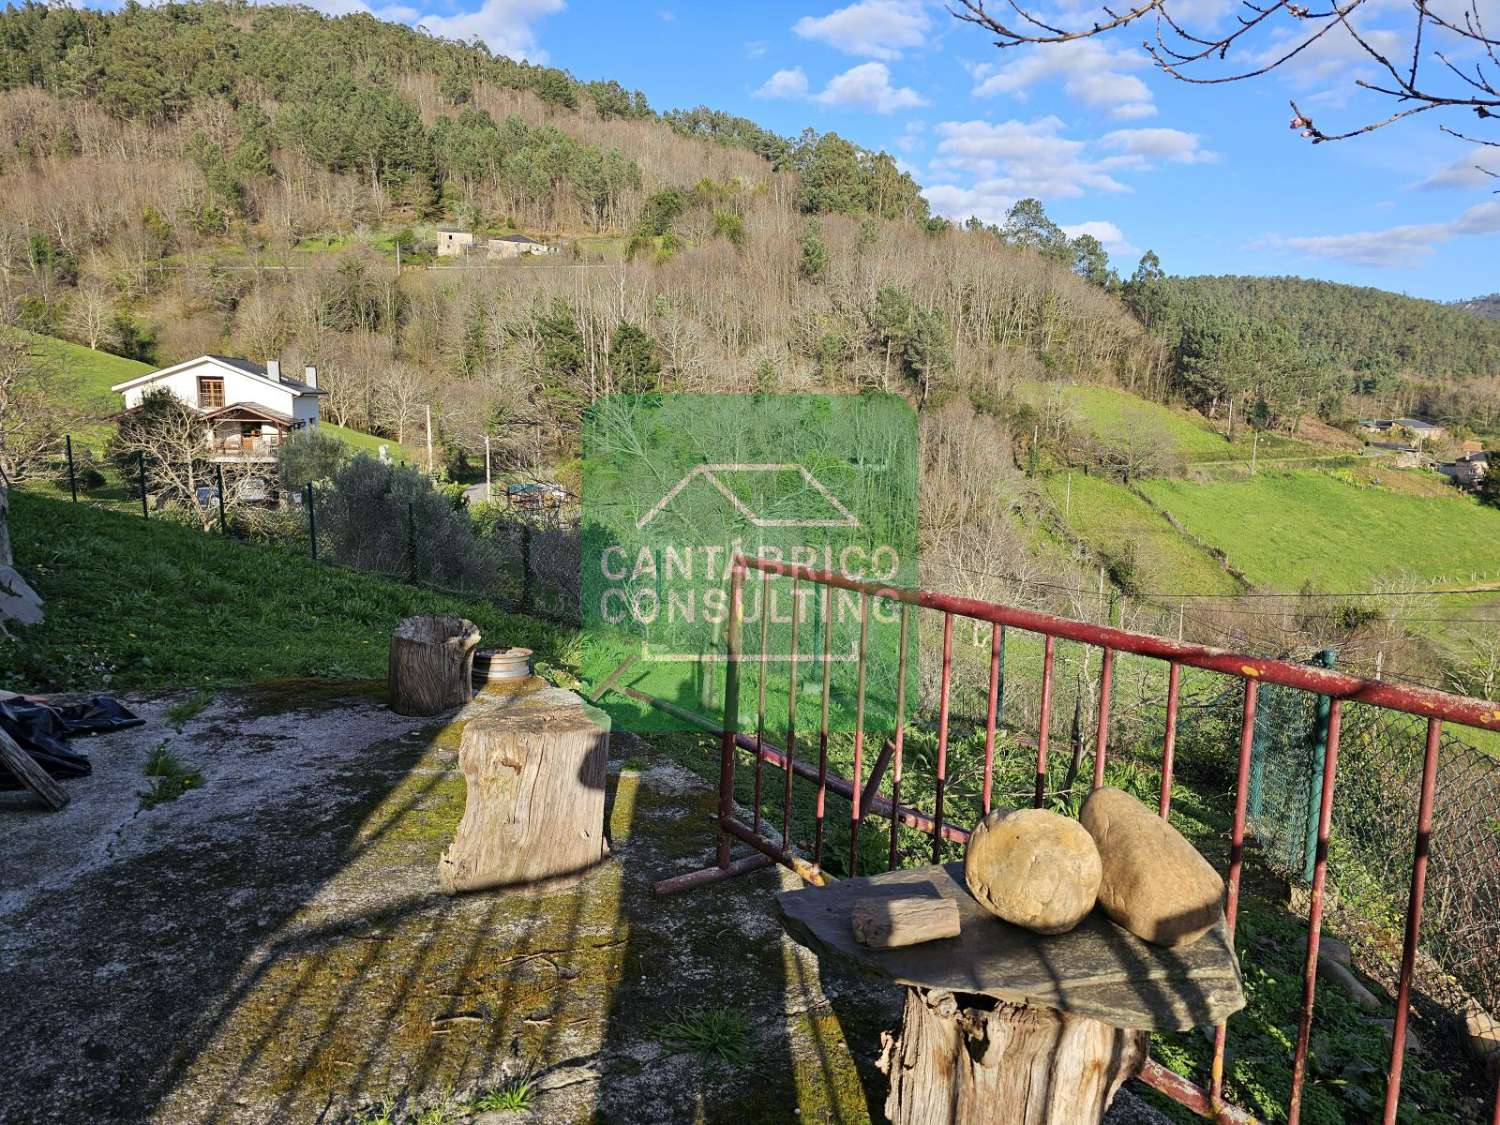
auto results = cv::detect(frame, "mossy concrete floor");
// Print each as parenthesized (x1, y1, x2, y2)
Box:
(0, 680, 1167, 1125)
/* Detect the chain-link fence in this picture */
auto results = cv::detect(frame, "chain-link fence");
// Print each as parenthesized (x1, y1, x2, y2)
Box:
(1332, 703, 1500, 1057)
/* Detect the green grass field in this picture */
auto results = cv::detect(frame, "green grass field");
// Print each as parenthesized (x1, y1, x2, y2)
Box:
(1, 491, 572, 693)
(1022, 382, 1324, 464)
(1043, 472, 1241, 595)
(1139, 470, 1500, 591)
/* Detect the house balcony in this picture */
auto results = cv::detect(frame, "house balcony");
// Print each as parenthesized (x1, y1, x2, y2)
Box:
(209, 437, 280, 463)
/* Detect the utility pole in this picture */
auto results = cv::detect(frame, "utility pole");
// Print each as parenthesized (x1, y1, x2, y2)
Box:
(484, 434, 492, 502)
(1065, 472, 1072, 520)
(1227, 395, 1236, 444)
(425, 404, 433, 474)
(1250, 429, 1259, 474)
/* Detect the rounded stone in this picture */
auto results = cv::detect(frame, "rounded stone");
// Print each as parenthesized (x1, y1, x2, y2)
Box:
(963, 806, 1103, 935)
(1080, 787, 1225, 949)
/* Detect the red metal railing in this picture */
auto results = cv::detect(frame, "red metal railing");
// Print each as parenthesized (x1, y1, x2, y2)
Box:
(653, 554, 1500, 1123)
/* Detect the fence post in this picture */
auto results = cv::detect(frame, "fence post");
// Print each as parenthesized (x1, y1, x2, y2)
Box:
(216, 464, 228, 536)
(1303, 649, 1337, 884)
(65, 435, 77, 503)
(520, 521, 533, 613)
(406, 500, 416, 581)
(137, 452, 148, 519)
(305, 482, 317, 561)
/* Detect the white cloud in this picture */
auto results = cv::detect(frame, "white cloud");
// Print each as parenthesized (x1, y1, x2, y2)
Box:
(1099, 128, 1219, 165)
(414, 0, 564, 61)
(793, 0, 931, 59)
(1414, 149, 1497, 191)
(1061, 219, 1140, 257)
(745, 39, 770, 58)
(927, 117, 1130, 202)
(1272, 201, 1500, 267)
(973, 41, 1155, 120)
(922, 117, 1218, 227)
(893, 120, 927, 152)
(813, 62, 929, 112)
(755, 67, 811, 100)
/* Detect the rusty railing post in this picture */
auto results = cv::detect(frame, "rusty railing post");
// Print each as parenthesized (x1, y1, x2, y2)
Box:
(717, 558, 745, 871)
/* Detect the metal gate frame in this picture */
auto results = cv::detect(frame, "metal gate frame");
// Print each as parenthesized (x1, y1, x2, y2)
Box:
(650, 554, 1500, 1125)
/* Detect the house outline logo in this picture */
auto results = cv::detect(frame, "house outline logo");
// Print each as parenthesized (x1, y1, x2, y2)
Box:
(634, 463, 861, 531)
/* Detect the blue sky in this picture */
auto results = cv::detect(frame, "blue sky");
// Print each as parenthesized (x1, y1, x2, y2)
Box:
(191, 0, 1500, 298)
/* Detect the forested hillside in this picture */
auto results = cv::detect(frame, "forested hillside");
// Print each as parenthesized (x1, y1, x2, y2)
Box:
(1123, 273, 1500, 434)
(0, 0, 1173, 609)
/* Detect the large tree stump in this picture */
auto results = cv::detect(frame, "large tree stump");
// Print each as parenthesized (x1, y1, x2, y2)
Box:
(388, 615, 480, 716)
(438, 694, 610, 894)
(878, 988, 1148, 1125)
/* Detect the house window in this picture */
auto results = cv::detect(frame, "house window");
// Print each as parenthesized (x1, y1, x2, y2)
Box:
(198, 376, 225, 409)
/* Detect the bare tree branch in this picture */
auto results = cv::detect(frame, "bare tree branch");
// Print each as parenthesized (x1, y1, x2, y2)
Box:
(949, 0, 1499, 168)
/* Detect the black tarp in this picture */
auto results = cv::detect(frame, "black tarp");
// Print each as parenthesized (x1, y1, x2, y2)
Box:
(0, 696, 143, 787)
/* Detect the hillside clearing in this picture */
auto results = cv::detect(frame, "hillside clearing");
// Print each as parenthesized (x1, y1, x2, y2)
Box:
(1139, 470, 1500, 591)
(1022, 382, 1325, 464)
(1042, 472, 1241, 595)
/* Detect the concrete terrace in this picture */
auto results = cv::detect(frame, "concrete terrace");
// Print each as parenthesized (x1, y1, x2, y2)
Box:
(0, 680, 1166, 1124)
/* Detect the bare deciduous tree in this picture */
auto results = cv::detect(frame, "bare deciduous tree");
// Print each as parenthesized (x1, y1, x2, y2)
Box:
(65, 283, 118, 351)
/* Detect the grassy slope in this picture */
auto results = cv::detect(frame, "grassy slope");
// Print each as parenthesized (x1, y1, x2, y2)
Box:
(1042, 472, 1240, 595)
(1140, 470, 1500, 590)
(27, 330, 407, 459)
(1024, 382, 1326, 463)
(28, 330, 152, 450)
(1, 491, 572, 693)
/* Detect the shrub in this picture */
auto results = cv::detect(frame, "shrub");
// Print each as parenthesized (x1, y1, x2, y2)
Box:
(276, 429, 350, 492)
(315, 455, 501, 597)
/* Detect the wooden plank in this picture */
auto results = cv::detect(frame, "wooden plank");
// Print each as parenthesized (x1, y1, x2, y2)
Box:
(778, 862, 1244, 1032)
(852, 888, 961, 949)
(0, 725, 68, 811)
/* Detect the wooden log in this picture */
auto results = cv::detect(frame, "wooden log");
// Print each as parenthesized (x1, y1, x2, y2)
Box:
(878, 987, 1147, 1125)
(852, 893, 961, 950)
(388, 615, 481, 716)
(438, 696, 610, 894)
(0, 726, 68, 811)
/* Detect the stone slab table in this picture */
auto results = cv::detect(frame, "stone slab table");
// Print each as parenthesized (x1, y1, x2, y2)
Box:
(777, 862, 1244, 1125)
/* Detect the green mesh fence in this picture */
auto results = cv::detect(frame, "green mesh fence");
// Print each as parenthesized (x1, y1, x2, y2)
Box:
(1246, 651, 1335, 883)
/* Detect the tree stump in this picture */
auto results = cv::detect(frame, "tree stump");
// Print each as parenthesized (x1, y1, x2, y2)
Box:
(878, 988, 1148, 1125)
(388, 615, 481, 716)
(438, 695, 610, 894)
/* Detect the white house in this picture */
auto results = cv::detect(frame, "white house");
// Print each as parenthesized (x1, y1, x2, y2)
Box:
(111, 355, 326, 463)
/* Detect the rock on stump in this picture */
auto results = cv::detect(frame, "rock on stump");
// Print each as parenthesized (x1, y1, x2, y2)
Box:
(1081, 786, 1225, 948)
(964, 806, 1101, 935)
(879, 988, 1147, 1125)
(438, 692, 610, 894)
(388, 615, 481, 716)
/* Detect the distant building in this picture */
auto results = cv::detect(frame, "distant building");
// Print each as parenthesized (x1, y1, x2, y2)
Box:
(487, 233, 553, 259)
(1361, 417, 1448, 445)
(436, 228, 476, 256)
(1438, 450, 1492, 488)
(111, 356, 325, 463)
